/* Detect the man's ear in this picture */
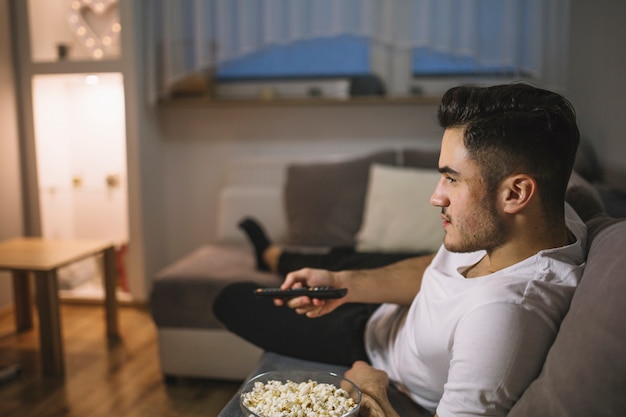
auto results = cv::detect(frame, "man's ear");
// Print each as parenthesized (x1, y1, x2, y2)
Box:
(500, 174, 536, 214)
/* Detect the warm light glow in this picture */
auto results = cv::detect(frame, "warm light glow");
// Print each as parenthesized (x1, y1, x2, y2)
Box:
(85, 75, 100, 85)
(32, 73, 129, 256)
(92, 49, 104, 59)
(111, 23, 121, 33)
(77, 26, 86, 36)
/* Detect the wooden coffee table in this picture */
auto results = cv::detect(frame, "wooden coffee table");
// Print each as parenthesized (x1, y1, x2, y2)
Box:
(0, 237, 120, 377)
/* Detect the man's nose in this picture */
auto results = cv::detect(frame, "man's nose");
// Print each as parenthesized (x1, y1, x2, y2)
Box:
(430, 182, 448, 207)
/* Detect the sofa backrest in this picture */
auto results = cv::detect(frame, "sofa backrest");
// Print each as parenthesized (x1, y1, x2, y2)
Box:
(508, 214, 626, 416)
(216, 154, 350, 243)
(565, 170, 606, 222)
(215, 148, 440, 245)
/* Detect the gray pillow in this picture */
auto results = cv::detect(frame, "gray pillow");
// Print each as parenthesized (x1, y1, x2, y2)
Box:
(566, 170, 606, 222)
(284, 150, 397, 246)
(508, 216, 626, 417)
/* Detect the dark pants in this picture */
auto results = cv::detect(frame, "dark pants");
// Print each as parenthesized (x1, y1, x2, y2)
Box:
(213, 282, 381, 366)
(277, 246, 422, 276)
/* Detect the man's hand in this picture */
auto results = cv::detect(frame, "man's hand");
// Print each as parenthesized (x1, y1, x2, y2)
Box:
(345, 361, 389, 399)
(275, 253, 436, 318)
(275, 268, 346, 317)
(345, 361, 400, 417)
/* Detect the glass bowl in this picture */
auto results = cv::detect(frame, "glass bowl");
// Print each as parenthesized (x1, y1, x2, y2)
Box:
(240, 370, 362, 417)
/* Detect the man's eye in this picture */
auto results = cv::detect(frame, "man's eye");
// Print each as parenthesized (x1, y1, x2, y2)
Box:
(446, 176, 457, 183)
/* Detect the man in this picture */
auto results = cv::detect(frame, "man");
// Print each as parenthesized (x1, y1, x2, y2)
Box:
(214, 83, 586, 416)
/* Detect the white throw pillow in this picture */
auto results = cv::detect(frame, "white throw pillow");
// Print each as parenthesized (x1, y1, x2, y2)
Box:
(356, 164, 444, 253)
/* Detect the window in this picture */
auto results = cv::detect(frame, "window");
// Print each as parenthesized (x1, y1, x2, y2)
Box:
(151, 0, 570, 101)
(216, 35, 370, 80)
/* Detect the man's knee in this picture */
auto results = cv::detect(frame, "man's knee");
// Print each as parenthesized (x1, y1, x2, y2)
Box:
(212, 282, 257, 326)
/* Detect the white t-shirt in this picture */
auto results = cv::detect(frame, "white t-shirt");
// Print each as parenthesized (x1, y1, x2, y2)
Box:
(364, 204, 587, 416)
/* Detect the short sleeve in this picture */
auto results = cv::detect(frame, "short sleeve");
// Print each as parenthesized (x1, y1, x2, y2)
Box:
(437, 303, 556, 417)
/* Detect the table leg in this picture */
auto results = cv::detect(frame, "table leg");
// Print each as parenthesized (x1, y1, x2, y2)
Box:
(12, 271, 33, 331)
(102, 246, 119, 339)
(34, 270, 65, 377)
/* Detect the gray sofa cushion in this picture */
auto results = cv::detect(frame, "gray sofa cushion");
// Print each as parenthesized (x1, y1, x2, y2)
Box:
(566, 170, 606, 222)
(150, 244, 281, 329)
(284, 150, 397, 247)
(508, 216, 626, 417)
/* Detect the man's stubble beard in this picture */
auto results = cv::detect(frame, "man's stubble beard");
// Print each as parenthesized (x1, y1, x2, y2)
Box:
(443, 192, 510, 254)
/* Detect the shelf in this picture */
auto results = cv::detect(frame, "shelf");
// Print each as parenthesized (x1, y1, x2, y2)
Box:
(157, 94, 441, 108)
(25, 59, 123, 76)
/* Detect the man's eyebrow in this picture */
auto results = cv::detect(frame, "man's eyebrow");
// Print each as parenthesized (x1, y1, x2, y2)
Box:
(438, 166, 460, 175)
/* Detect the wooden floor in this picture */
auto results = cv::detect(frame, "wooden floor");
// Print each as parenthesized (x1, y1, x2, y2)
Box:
(0, 303, 241, 417)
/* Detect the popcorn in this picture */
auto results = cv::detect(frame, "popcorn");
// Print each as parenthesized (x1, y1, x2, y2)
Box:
(241, 378, 357, 417)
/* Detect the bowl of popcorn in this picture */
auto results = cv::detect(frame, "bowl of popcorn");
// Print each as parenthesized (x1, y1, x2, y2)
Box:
(240, 370, 361, 417)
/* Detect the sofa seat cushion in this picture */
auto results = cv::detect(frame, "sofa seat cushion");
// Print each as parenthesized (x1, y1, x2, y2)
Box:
(508, 216, 626, 416)
(150, 244, 281, 329)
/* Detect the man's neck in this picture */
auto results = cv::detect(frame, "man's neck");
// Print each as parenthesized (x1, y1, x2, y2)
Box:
(464, 223, 572, 279)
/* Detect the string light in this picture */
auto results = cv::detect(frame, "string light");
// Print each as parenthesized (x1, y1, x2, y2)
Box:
(67, 0, 121, 60)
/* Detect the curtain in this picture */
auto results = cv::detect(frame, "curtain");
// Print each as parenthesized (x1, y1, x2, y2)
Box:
(150, 0, 570, 99)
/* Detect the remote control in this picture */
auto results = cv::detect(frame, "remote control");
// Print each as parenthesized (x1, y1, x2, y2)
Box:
(253, 286, 347, 299)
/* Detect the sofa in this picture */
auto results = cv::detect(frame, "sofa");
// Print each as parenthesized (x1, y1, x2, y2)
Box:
(150, 147, 441, 381)
(150, 148, 626, 416)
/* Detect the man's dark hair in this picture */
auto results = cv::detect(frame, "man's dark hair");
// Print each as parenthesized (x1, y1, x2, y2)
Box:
(437, 83, 580, 222)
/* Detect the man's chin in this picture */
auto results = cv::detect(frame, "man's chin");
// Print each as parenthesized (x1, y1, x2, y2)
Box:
(443, 241, 460, 253)
(443, 239, 472, 253)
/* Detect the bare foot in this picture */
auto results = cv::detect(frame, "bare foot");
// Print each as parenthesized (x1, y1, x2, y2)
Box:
(263, 245, 283, 273)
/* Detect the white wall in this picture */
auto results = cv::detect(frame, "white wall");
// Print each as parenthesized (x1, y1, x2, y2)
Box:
(0, 0, 25, 310)
(567, 0, 626, 192)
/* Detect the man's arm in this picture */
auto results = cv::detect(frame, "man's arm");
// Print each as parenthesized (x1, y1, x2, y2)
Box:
(338, 254, 435, 306)
(279, 254, 435, 317)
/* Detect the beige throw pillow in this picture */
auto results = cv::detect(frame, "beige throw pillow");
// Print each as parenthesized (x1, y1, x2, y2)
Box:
(356, 164, 444, 253)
